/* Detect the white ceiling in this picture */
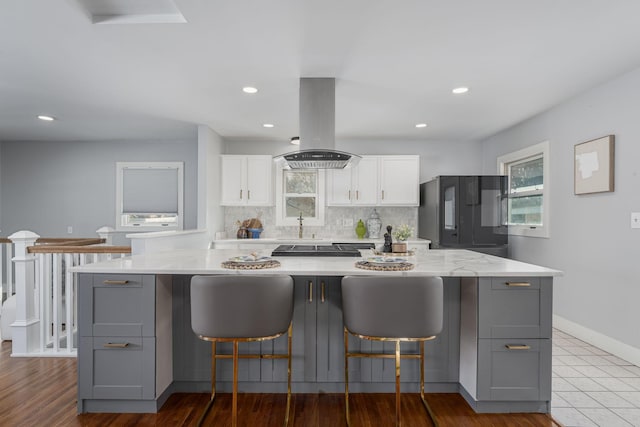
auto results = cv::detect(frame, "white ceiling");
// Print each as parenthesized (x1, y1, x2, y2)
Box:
(2, 0, 640, 143)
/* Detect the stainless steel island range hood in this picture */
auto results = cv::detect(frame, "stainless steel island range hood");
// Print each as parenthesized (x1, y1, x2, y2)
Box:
(274, 78, 361, 169)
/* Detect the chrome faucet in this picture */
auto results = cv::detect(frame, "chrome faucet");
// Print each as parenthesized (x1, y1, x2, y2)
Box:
(298, 212, 304, 239)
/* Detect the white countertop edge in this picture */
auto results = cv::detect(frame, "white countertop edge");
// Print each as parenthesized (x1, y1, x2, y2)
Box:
(70, 248, 562, 277)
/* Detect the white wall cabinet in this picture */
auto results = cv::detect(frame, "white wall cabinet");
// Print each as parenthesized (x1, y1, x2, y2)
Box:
(220, 155, 273, 206)
(326, 156, 378, 206)
(379, 155, 420, 206)
(327, 155, 419, 206)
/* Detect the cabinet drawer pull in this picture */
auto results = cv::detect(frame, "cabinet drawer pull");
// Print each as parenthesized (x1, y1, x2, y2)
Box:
(348, 190, 351, 200)
(103, 280, 129, 285)
(240, 189, 243, 199)
(505, 282, 531, 287)
(104, 342, 129, 348)
(356, 190, 359, 200)
(381, 190, 385, 200)
(505, 344, 531, 350)
(247, 190, 250, 200)
(321, 281, 325, 303)
(308, 281, 313, 303)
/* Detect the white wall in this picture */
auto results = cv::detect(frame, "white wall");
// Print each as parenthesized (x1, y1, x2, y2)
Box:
(481, 67, 640, 355)
(224, 138, 484, 183)
(0, 139, 198, 244)
(197, 125, 224, 239)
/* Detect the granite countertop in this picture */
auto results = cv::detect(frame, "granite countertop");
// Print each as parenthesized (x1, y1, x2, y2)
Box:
(70, 248, 561, 277)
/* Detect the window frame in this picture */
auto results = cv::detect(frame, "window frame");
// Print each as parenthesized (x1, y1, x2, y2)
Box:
(115, 161, 184, 231)
(275, 166, 326, 227)
(497, 141, 550, 238)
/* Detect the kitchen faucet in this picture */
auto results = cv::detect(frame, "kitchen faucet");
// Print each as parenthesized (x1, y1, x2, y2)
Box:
(298, 212, 303, 239)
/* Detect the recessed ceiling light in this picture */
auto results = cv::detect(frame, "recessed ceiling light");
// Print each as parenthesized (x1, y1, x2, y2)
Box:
(37, 115, 55, 121)
(290, 136, 300, 145)
(415, 123, 428, 128)
(263, 123, 274, 128)
(452, 87, 469, 94)
(243, 86, 258, 94)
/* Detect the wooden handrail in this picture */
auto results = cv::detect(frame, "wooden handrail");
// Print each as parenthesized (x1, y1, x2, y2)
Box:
(35, 238, 105, 246)
(0, 238, 10, 244)
(28, 245, 131, 254)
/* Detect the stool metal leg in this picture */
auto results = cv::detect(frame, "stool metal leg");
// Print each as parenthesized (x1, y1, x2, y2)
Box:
(344, 327, 351, 427)
(395, 340, 401, 427)
(196, 342, 218, 426)
(284, 324, 292, 427)
(419, 341, 439, 427)
(232, 340, 239, 427)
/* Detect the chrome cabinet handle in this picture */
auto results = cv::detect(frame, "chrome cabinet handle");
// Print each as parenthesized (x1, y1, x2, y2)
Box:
(247, 190, 250, 200)
(381, 190, 385, 200)
(308, 281, 313, 303)
(505, 344, 531, 350)
(348, 190, 351, 200)
(356, 190, 359, 200)
(103, 280, 129, 285)
(103, 342, 129, 348)
(240, 189, 243, 199)
(505, 282, 531, 287)
(321, 281, 325, 303)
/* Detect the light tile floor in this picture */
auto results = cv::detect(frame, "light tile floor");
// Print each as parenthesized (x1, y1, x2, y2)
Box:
(552, 328, 640, 426)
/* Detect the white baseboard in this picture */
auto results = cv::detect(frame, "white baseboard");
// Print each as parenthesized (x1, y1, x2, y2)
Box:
(553, 314, 640, 367)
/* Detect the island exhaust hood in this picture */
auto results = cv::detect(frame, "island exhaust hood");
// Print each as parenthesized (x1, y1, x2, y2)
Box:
(274, 78, 361, 169)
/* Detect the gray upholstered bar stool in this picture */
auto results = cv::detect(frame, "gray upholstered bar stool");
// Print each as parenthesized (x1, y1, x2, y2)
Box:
(341, 275, 443, 427)
(190, 275, 294, 427)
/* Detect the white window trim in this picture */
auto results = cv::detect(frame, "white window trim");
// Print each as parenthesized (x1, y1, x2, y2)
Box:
(497, 140, 550, 238)
(275, 166, 326, 226)
(116, 161, 184, 231)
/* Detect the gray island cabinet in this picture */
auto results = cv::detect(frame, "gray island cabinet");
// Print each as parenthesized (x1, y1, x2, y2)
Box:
(72, 248, 560, 414)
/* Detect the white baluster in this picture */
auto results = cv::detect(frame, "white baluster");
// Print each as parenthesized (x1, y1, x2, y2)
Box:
(64, 253, 74, 353)
(52, 253, 61, 353)
(8, 230, 40, 356)
(37, 253, 46, 353)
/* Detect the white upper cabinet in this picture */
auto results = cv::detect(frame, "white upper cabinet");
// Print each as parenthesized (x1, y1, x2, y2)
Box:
(220, 155, 273, 206)
(326, 156, 378, 206)
(326, 155, 419, 206)
(379, 155, 420, 206)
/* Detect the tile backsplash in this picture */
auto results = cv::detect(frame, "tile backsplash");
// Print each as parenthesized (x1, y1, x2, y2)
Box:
(223, 206, 418, 240)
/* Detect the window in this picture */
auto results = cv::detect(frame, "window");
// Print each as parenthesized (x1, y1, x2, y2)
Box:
(116, 162, 184, 230)
(275, 167, 325, 226)
(497, 141, 549, 238)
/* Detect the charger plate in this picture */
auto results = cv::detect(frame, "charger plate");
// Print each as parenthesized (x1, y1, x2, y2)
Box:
(355, 260, 414, 271)
(221, 257, 281, 270)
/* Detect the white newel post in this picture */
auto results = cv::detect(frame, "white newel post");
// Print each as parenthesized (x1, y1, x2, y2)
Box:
(96, 226, 116, 245)
(9, 230, 40, 356)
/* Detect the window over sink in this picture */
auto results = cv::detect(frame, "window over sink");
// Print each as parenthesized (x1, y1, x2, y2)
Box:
(275, 166, 325, 226)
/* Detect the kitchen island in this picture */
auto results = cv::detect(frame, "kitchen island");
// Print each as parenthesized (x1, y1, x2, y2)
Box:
(72, 248, 561, 415)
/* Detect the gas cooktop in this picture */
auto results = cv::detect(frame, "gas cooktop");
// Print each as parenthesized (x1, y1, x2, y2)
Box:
(271, 242, 374, 257)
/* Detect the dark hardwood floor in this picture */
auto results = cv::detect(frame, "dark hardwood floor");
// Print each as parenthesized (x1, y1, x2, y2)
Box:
(0, 341, 561, 426)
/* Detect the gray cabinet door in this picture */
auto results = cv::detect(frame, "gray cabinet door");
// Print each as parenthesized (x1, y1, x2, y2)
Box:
(79, 336, 156, 400)
(78, 274, 156, 337)
(477, 338, 551, 401)
(316, 277, 344, 382)
(478, 277, 552, 339)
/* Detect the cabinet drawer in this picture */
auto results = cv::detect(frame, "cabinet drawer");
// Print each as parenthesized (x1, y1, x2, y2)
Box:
(477, 338, 551, 401)
(78, 274, 155, 337)
(78, 336, 155, 400)
(478, 277, 552, 339)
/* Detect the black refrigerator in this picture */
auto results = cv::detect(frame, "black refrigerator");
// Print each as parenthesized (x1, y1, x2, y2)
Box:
(418, 176, 509, 257)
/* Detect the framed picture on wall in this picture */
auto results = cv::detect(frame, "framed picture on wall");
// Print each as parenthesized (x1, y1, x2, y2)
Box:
(574, 135, 615, 195)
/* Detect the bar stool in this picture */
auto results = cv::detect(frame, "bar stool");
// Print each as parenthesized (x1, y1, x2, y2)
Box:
(190, 275, 294, 427)
(341, 275, 443, 427)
